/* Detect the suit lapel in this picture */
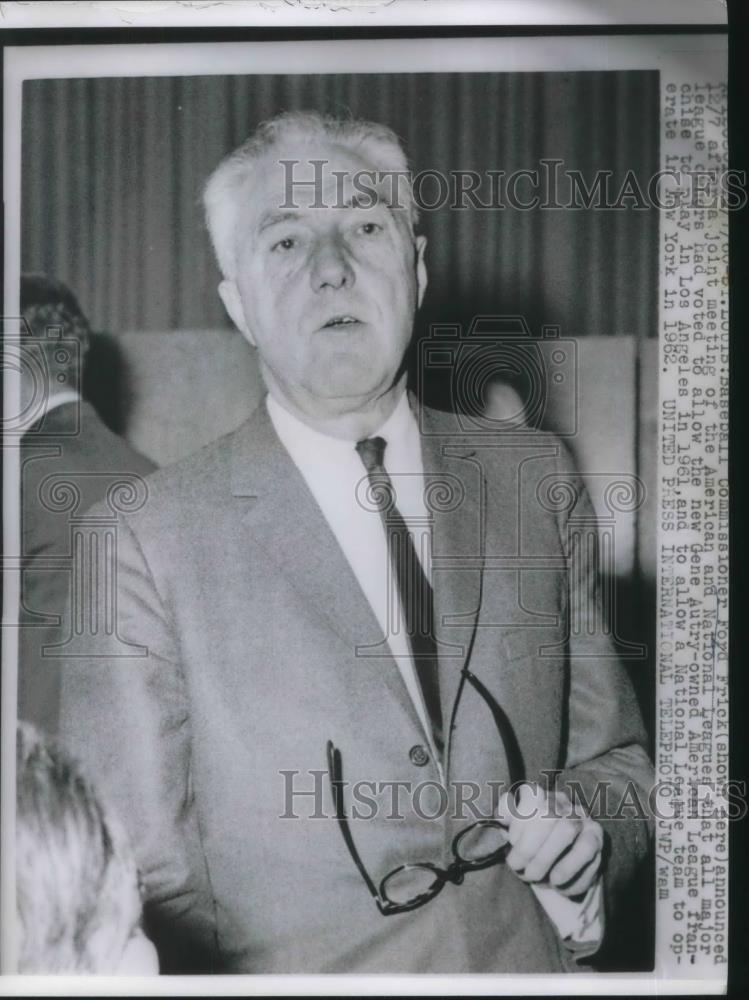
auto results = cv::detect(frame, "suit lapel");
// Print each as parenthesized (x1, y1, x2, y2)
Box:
(417, 406, 485, 750)
(229, 402, 428, 740)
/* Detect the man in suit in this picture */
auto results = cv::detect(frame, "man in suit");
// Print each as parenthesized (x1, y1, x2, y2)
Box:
(57, 112, 653, 974)
(17, 274, 155, 735)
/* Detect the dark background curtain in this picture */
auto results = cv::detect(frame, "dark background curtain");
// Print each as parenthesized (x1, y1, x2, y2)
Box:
(21, 71, 658, 340)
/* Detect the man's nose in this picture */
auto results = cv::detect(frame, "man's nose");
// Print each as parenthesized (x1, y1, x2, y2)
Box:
(309, 234, 355, 291)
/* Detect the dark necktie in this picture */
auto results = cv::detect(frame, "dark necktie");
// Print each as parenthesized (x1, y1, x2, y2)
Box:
(355, 436, 445, 760)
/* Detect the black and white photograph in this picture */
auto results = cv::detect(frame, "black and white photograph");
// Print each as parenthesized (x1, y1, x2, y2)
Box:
(1, 3, 731, 994)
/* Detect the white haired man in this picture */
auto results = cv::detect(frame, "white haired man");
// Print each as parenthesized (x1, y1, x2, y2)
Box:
(58, 111, 653, 973)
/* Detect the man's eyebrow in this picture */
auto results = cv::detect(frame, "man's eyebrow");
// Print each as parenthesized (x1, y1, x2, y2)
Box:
(257, 196, 391, 233)
(258, 210, 302, 233)
(341, 192, 386, 211)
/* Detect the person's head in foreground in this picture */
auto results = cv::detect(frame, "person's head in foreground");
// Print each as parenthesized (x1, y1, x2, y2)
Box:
(15, 722, 158, 974)
(204, 110, 427, 438)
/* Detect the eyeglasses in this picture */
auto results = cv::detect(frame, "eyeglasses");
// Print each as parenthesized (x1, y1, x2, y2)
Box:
(326, 667, 526, 916)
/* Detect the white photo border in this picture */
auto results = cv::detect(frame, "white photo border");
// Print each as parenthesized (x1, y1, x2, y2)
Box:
(1, 24, 729, 997)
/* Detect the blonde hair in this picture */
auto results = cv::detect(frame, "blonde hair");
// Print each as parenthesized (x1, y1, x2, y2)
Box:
(15, 722, 143, 973)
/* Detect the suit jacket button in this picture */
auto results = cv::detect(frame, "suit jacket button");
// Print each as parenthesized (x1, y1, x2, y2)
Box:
(409, 744, 430, 767)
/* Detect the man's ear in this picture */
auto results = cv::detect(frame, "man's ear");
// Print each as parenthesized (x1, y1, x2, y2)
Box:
(415, 235, 428, 309)
(218, 280, 255, 346)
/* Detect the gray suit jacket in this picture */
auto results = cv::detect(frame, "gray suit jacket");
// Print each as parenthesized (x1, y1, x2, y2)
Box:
(58, 400, 653, 974)
(19, 400, 155, 734)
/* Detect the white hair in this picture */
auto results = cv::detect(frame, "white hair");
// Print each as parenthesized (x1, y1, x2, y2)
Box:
(203, 110, 419, 279)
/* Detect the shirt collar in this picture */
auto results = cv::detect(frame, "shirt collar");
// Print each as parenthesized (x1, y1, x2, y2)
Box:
(266, 389, 419, 472)
(17, 388, 80, 432)
(44, 388, 81, 414)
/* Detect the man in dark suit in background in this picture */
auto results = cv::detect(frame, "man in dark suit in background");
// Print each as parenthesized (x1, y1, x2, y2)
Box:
(57, 114, 653, 974)
(17, 274, 155, 735)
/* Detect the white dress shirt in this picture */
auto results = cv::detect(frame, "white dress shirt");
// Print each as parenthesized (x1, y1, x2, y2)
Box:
(267, 390, 439, 758)
(266, 389, 602, 949)
(17, 386, 80, 432)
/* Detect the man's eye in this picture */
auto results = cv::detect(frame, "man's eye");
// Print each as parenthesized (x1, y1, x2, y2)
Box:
(272, 237, 296, 251)
(358, 222, 383, 236)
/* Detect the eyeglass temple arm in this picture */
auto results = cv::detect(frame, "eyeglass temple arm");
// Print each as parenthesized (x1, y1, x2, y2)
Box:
(326, 740, 381, 902)
(462, 669, 527, 790)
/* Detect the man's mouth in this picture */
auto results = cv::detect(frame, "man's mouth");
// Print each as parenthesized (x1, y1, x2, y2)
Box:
(321, 315, 361, 329)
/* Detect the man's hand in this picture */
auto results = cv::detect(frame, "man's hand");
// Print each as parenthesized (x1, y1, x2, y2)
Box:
(496, 783, 604, 898)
